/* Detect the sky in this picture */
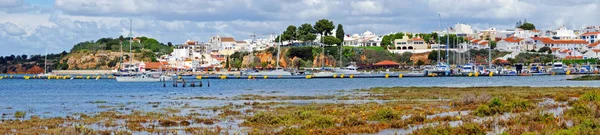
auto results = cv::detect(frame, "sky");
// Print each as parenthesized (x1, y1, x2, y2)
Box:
(0, 0, 599, 56)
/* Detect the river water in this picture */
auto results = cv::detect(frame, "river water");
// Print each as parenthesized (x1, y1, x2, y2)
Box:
(0, 75, 597, 118)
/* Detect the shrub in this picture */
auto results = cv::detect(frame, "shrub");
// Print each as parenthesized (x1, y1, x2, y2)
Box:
(342, 116, 366, 126)
(14, 111, 26, 118)
(580, 92, 600, 102)
(554, 93, 570, 102)
(370, 108, 400, 121)
(303, 115, 335, 128)
(278, 127, 307, 135)
(410, 123, 485, 135)
(247, 112, 287, 125)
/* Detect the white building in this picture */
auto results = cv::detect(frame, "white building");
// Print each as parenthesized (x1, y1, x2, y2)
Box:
(453, 23, 474, 35)
(343, 30, 382, 47)
(580, 32, 600, 44)
(544, 26, 579, 40)
(497, 37, 524, 52)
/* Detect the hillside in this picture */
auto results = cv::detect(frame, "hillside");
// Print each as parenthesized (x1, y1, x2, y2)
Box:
(0, 36, 173, 73)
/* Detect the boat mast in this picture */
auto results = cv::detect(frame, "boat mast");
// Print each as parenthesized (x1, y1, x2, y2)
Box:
(446, 26, 449, 64)
(44, 46, 47, 74)
(276, 31, 281, 69)
(488, 26, 492, 68)
(129, 19, 133, 69)
(120, 38, 123, 71)
(321, 32, 325, 69)
(437, 14, 441, 64)
(339, 41, 343, 68)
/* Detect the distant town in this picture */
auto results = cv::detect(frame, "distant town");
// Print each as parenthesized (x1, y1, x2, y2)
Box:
(1, 19, 600, 74)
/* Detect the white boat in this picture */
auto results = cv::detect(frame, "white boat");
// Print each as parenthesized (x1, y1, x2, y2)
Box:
(312, 71, 335, 77)
(430, 62, 451, 75)
(250, 31, 292, 76)
(248, 68, 293, 76)
(460, 63, 475, 75)
(116, 72, 172, 82)
(333, 65, 362, 74)
(551, 62, 566, 74)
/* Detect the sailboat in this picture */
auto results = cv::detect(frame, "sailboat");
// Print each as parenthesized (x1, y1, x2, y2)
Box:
(248, 31, 293, 76)
(38, 46, 55, 78)
(116, 19, 172, 82)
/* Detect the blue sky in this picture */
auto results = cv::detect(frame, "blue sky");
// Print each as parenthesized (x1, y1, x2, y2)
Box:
(0, 0, 599, 56)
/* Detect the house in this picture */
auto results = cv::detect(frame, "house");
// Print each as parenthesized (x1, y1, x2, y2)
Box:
(343, 30, 382, 47)
(469, 39, 489, 49)
(580, 32, 600, 44)
(497, 37, 524, 52)
(532, 37, 588, 59)
(388, 35, 429, 54)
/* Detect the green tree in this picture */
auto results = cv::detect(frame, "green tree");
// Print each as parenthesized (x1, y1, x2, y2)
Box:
(518, 22, 536, 30)
(283, 25, 297, 44)
(287, 46, 314, 61)
(314, 19, 335, 36)
(489, 40, 497, 49)
(538, 47, 551, 53)
(335, 24, 345, 45)
(297, 23, 317, 43)
(323, 36, 341, 46)
(416, 60, 425, 66)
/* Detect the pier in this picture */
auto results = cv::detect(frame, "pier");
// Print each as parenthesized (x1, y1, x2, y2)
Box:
(1, 71, 597, 81)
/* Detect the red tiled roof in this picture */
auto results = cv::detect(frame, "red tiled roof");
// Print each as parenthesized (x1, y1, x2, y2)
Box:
(592, 49, 600, 53)
(144, 62, 167, 69)
(560, 49, 571, 53)
(588, 42, 600, 47)
(471, 39, 481, 43)
(186, 41, 196, 45)
(411, 37, 424, 41)
(532, 37, 587, 44)
(373, 60, 400, 66)
(582, 32, 600, 36)
(221, 37, 235, 42)
(503, 37, 524, 43)
(545, 39, 588, 44)
(551, 48, 560, 51)
(479, 41, 489, 45)
(565, 56, 583, 59)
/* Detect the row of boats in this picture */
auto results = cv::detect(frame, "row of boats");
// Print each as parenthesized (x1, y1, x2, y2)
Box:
(111, 61, 589, 82)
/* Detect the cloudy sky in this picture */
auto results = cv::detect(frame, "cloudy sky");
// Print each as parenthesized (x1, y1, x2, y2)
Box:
(0, 0, 599, 55)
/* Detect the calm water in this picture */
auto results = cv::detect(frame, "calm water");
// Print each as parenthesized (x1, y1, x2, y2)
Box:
(0, 75, 598, 117)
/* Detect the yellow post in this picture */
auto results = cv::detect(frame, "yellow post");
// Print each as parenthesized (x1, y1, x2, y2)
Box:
(24, 76, 30, 80)
(333, 74, 337, 78)
(305, 75, 312, 79)
(178, 76, 182, 79)
(263, 75, 268, 79)
(0, 76, 3, 80)
(399, 74, 403, 78)
(10, 75, 13, 79)
(340, 74, 344, 78)
(468, 73, 473, 77)
(350, 74, 354, 78)
(474, 72, 479, 77)
(489, 72, 494, 77)
(248, 76, 253, 79)
(95, 76, 100, 80)
(385, 74, 389, 78)
(566, 70, 571, 75)
(220, 76, 226, 79)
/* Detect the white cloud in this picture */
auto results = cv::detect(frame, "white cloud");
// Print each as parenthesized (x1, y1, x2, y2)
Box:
(0, 0, 23, 8)
(1, 0, 600, 56)
(350, 1, 386, 15)
(1, 22, 26, 36)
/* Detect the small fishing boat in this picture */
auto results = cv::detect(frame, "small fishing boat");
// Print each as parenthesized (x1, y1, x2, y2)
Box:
(460, 63, 475, 75)
(551, 62, 566, 75)
(116, 72, 172, 82)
